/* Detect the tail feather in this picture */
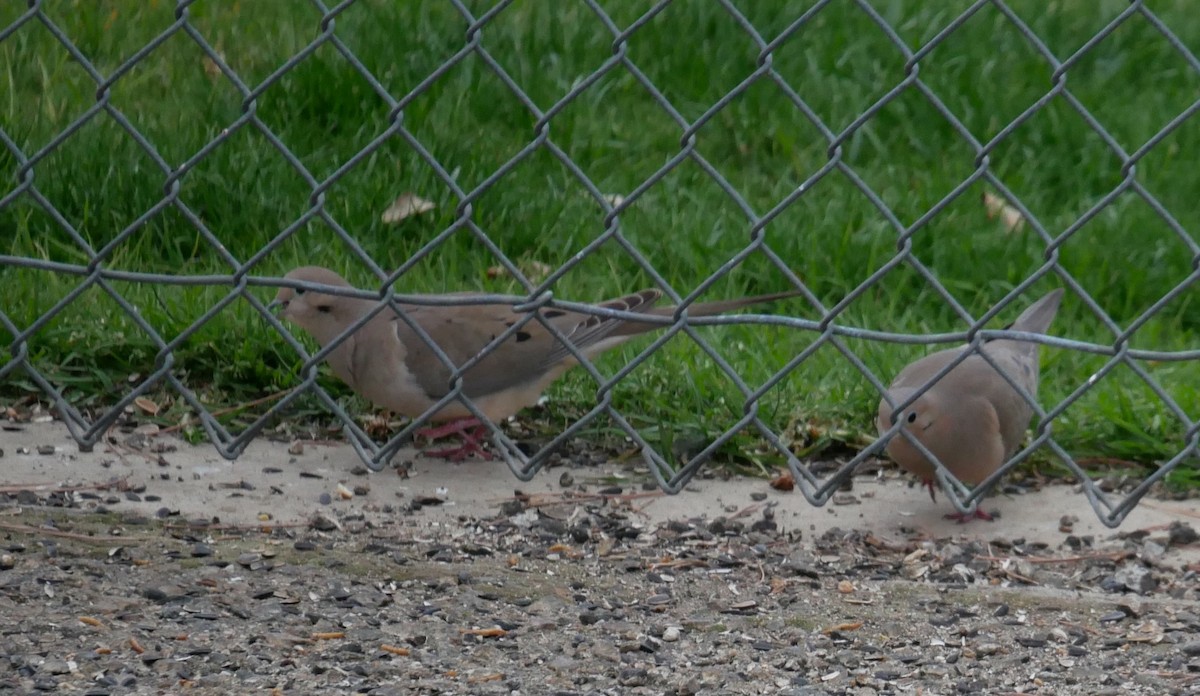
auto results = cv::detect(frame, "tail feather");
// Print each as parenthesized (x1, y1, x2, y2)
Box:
(608, 289, 802, 337)
(987, 288, 1065, 364)
(1009, 288, 1065, 335)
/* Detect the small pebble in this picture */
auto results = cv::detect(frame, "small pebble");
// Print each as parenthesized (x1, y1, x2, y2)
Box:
(1118, 597, 1143, 618)
(236, 553, 261, 568)
(1169, 522, 1198, 546)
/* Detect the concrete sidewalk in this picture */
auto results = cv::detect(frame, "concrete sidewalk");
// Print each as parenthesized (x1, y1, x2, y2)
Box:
(2, 421, 1195, 553)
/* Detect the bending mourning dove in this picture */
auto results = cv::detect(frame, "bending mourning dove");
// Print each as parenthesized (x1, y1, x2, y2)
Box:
(875, 289, 1064, 522)
(272, 266, 799, 460)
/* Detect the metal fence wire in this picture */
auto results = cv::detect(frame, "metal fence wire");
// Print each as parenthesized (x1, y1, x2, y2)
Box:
(2, 0, 1198, 528)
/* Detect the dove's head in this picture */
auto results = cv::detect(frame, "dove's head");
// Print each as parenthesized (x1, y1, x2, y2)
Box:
(271, 266, 364, 345)
(876, 386, 945, 481)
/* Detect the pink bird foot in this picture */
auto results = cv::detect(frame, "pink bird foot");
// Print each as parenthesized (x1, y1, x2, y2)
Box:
(416, 417, 482, 441)
(944, 508, 995, 524)
(923, 479, 994, 523)
(416, 418, 495, 461)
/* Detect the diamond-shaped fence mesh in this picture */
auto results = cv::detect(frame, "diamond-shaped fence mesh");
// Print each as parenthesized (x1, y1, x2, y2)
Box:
(1, 0, 1197, 528)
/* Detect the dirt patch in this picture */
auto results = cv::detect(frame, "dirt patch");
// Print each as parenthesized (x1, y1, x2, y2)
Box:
(3, 478, 1200, 695)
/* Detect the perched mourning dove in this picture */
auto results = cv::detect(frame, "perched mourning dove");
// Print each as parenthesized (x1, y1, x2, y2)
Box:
(876, 289, 1065, 522)
(272, 266, 799, 460)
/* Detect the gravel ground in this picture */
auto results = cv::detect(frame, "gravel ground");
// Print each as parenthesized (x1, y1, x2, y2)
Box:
(3, 471, 1200, 696)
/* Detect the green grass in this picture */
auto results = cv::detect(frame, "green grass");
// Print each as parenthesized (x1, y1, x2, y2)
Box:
(1, 0, 1197, 484)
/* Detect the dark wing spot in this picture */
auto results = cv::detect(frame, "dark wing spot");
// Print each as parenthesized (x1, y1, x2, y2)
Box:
(543, 310, 565, 318)
(505, 321, 515, 327)
(516, 331, 532, 342)
(316, 305, 332, 314)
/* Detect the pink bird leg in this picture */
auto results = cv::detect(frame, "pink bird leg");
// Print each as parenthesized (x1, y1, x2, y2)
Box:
(416, 417, 494, 461)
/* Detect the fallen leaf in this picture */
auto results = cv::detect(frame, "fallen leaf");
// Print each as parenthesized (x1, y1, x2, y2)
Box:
(381, 192, 435, 224)
(981, 191, 1025, 233)
(363, 413, 393, 439)
(769, 471, 794, 492)
(822, 621, 863, 634)
(134, 397, 160, 416)
(79, 616, 104, 628)
(863, 533, 909, 553)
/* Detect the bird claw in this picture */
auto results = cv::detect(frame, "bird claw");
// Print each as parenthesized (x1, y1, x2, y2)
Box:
(925, 479, 994, 523)
(418, 420, 494, 461)
(416, 418, 483, 442)
(943, 508, 995, 524)
(423, 439, 494, 462)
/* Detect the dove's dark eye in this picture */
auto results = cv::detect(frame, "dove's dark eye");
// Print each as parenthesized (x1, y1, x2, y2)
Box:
(907, 412, 917, 423)
(294, 288, 306, 296)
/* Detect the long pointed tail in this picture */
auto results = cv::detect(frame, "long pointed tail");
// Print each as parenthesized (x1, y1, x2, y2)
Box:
(609, 289, 802, 337)
(1009, 288, 1065, 335)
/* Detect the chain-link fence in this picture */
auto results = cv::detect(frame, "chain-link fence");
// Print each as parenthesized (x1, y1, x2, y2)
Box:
(2, 0, 1198, 528)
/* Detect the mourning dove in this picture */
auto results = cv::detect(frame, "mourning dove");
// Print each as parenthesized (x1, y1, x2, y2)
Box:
(876, 289, 1064, 522)
(272, 266, 799, 460)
